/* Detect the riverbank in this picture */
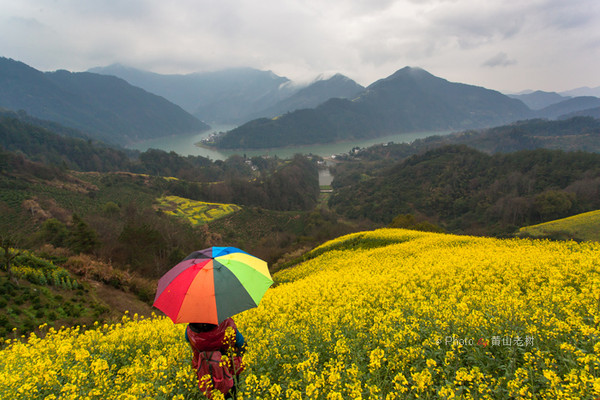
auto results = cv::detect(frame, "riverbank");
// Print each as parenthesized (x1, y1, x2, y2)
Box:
(129, 129, 453, 160)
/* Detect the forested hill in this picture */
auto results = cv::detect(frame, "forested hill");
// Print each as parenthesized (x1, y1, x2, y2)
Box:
(0, 112, 320, 202)
(246, 73, 365, 120)
(329, 145, 600, 235)
(0, 111, 134, 172)
(0, 57, 209, 145)
(212, 67, 531, 149)
(3, 107, 325, 207)
(339, 117, 600, 162)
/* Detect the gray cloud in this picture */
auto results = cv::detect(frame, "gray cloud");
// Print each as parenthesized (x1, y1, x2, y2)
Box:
(0, 0, 598, 91)
(482, 52, 517, 68)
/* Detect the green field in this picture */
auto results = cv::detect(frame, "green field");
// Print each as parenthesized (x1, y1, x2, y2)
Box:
(518, 209, 600, 242)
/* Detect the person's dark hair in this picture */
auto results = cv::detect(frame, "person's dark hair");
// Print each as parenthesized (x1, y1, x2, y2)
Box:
(189, 322, 217, 333)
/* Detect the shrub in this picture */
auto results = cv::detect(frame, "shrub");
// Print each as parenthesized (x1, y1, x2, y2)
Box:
(129, 277, 155, 304)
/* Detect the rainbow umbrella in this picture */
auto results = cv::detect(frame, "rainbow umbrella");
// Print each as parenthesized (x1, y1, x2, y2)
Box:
(153, 247, 273, 324)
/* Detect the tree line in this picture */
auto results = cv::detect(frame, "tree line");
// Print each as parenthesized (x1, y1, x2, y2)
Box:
(329, 145, 600, 235)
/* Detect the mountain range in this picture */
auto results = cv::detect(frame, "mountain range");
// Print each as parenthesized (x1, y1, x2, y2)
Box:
(508, 91, 572, 110)
(212, 67, 533, 149)
(0, 57, 209, 145)
(88, 64, 365, 125)
(2, 56, 600, 150)
(212, 68, 600, 149)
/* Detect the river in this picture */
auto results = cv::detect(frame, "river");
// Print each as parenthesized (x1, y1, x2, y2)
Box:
(127, 126, 452, 186)
(127, 125, 452, 161)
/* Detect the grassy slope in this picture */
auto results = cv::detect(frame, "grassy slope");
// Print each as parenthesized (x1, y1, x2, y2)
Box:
(0, 249, 156, 339)
(518, 209, 600, 242)
(2, 228, 599, 399)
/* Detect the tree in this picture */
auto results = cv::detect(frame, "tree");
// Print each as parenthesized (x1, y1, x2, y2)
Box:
(534, 190, 575, 221)
(0, 235, 21, 280)
(118, 222, 168, 274)
(388, 214, 445, 233)
(67, 214, 100, 254)
(39, 218, 69, 247)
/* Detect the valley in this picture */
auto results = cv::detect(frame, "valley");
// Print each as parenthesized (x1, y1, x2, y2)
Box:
(1, 55, 600, 400)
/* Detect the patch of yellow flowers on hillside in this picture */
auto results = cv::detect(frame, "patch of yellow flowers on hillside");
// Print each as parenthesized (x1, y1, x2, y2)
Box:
(2, 229, 600, 399)
(156, 195, 241, 225)
(519, 209, 600, 242)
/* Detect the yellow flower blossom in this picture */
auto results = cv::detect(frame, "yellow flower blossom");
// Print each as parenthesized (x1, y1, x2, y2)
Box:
(1, 229, 599, 399)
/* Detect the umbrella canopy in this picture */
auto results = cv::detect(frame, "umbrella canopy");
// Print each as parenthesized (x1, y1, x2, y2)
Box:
(153, 247, 273, 324)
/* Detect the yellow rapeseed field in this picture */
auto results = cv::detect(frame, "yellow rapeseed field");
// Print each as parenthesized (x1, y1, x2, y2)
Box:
(156, 195, 241, 225)
(1, 229, 600, 399)
(519, 210, 600, 242)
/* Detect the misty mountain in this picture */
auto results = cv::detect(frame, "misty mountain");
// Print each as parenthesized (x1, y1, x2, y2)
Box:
(422, 116, 600, 154)
(0, 57, 208, 145)
(247, 73, 365, 119)
(559, 106, 600, 120)
(338, 117, 600, 161)
(535, 96, 600, 119)
(0, 107, 92, 141)
(0, 111, 134, 171)
(89, 64, 296, 125)
(508, 90, 570, 110)
(560, 86, 600, 98)
(213, 67, 532, 149)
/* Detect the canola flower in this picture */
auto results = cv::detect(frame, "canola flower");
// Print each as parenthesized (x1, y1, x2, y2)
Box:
(156, 195, 241, 225)
(519, 209, 600, 242)
(0, 314, 201, 399)
(1, 229, 600, 399)
(237, 229, 600, 399)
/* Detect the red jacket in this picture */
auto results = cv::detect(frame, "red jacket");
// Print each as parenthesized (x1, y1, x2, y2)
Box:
(186, 318, 238, 371)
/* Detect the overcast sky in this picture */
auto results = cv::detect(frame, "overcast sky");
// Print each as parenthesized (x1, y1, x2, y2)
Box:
(1, 0, 599, 93)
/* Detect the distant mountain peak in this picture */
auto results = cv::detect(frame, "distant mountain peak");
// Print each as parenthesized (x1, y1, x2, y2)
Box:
(216, 67, 532, 149)
(310, 72, 350, 83)
(508, 90, 571, 110)
(394, 66, 429, 76)
(370, 66, 439, 88)
(88, 63, 139, 73)
(560, 86, 600, 98)
(327, 73, 354, 82)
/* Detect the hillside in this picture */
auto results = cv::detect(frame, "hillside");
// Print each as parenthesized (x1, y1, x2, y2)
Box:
(334, 117, 600, 164)
(518, 209, 600, 241)
(329, 145, 600, 234)
(560, 106, 600, 120)
(2, 228, 599, 398)
(0, 143, 351, 279)
(212, 67, 532, 149)
(535, 96, 600, 119)
(0, 247, 155, 338)
(424, 116, 600, 154)
(249, 73, 365, 119)
(508, 90, 570, 110)
(0, 58, 209, 145)
(89, 64, 296, 124)
(561, 85, 600, 97)
(0, 112, 134, 171)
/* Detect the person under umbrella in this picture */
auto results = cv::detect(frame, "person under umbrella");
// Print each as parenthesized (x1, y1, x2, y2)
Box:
(185, 319, 246, 398)
(153, 247, 273, 399)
